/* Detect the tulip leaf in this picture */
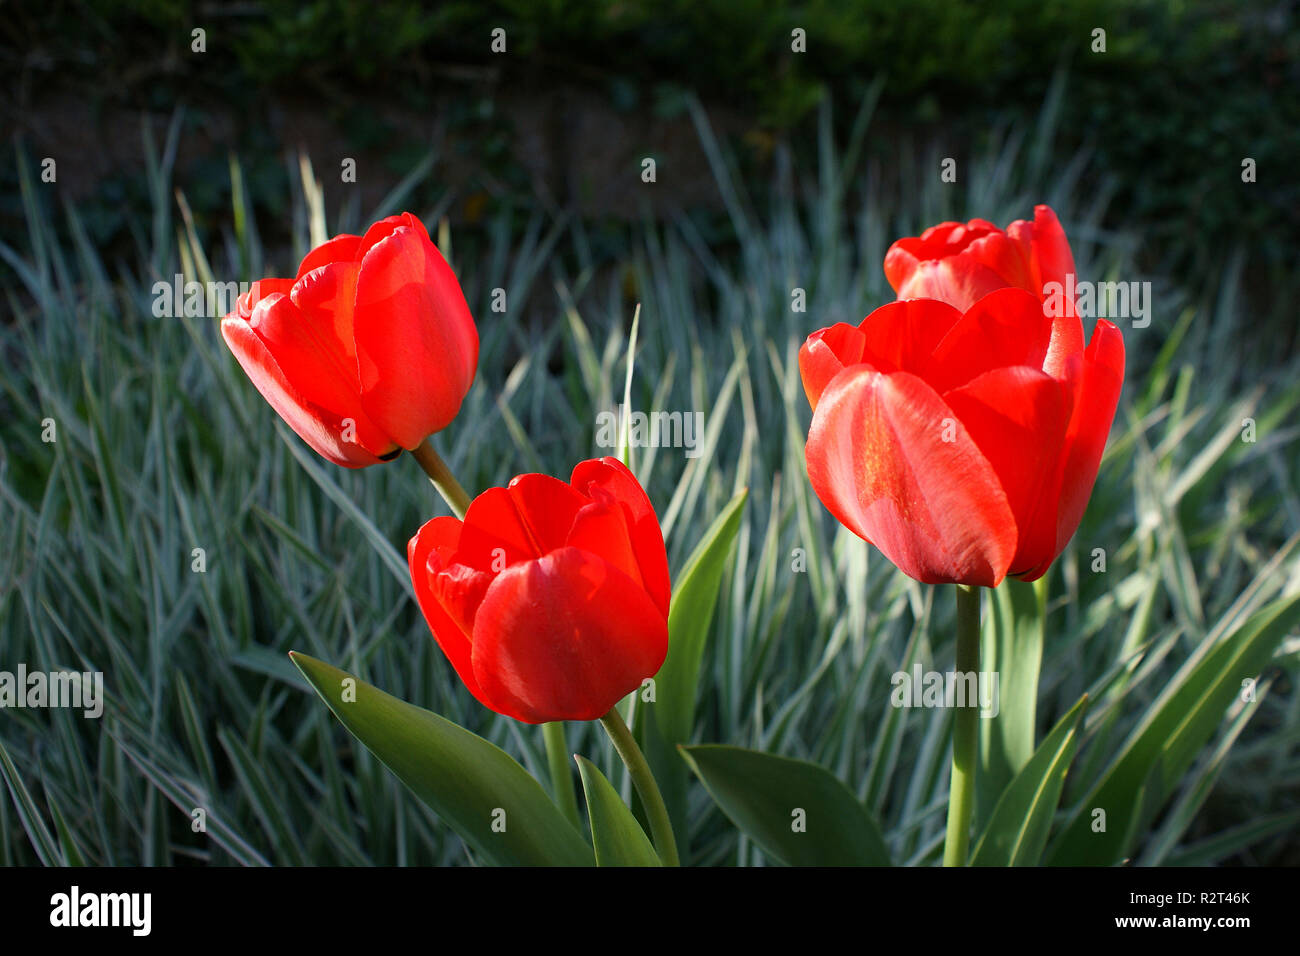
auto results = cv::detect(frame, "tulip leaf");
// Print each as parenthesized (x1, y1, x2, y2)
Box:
(657, 488, 748, 746)
(681, 745, 891, 866)
(575, 756, 661, 867)
(976, 577, 1045, 831)
(971, 694, 1088, 866)
(1047, 591, 1300, 865)
(290, 652, 594, 867)
(637, 488, 747, 858)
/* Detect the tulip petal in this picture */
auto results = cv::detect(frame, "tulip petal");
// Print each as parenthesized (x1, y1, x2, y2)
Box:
(354, 212, 424, 260)
(236, 278, 294, 319)
(799, 323, 868, 411)
(856, 298, 965, 376)
(1016, 320, 1125, 581)
(888, 256, 1012, 311)
(506, 473, 588, 553)
(943, 365, 1074, 573)
(569, 457, 671, 618)
(565, 489, 646, 592)
(922, 288, 1054, 393)
(471, 547, 669, 723)
(1029, 205, 1084, 379)
(353, 219, 479, 448)
(245, 291, 361, 418)
(294, 233, 362, 279)
(290, 260, 361, 373)
(806, 366, 1017, 586)
(220, 310, 391, 467)
(962, 229, 1035, 290)
(407, 518, 493, 708)
(455, 476, 586, 572)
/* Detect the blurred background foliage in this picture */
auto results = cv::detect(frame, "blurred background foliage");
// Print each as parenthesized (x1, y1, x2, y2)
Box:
(1, 0, 1298, 867)
(3, 0, 1298, 339)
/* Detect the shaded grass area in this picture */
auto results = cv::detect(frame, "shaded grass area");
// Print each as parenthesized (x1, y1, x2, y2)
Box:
(1, 94, 1298, 865)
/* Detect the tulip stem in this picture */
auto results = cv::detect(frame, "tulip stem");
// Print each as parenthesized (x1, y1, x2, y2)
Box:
(599, 709, 680, 866)
(941, 582, 977, 868)
(543, 721, 583, 831)
(943, 583, 982, 867)
(409, 439, 472, 519)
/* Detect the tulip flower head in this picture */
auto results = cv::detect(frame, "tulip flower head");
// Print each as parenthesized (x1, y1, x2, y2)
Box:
(408, 457, 670, 724)
(884, 205, 1076, 316)
(802, 218, 1124, 586)
(221, 213, 478, 467)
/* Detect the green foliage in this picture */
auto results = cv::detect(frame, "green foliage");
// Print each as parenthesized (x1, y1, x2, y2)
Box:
(0, 88, 1297, 866)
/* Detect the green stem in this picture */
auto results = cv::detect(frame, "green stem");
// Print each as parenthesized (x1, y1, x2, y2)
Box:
(599, 709, 680, 866)
(543, 721, 582, 830)
(944, 583, 982, 866)
(409, 439, 472, 519)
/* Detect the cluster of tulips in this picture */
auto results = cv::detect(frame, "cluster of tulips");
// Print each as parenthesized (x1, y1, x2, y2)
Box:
(221, 205, 1122, 866)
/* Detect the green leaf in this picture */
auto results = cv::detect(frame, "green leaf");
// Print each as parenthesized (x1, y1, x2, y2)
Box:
(681, 745, 891, 866)
(1047, 591, 1300, 865)
(976, 576, 1045, 831)
(0, 739, 63, 866)
(638, 488, 747, 858)
(971, 694, 1089, 866)
(290, 652, 593, 867)
(656, 489, 748, 747)
(575, 756, 660, 866)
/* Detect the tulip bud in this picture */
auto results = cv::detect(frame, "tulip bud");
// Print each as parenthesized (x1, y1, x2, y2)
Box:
(221, 213, 478, 468)
(408, 457, 670, 723)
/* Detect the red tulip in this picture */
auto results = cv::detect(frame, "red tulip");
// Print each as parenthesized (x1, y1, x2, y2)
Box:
(407, 457, 670, 723)
(800, 288, 1124, 586)
(221, 213, 478, 468)
(884, 205, 1084, 377)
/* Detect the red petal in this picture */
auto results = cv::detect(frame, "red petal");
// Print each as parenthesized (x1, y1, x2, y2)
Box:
(353, 219, 478, 448)
(355, 212, 428, 259)
(942, 365, 1074, 573)
(569, 457, 670, 618)
(235, 278, 294, 319)
(799, 323, 868, 411)
(407, 518, 493, 708)
(856, 298, 964, 376)
(963, 229, 1035, 290)
(1016, 320, 1125, 580)
(1030, 205, 1084, 379)
(565, 492, 645, 592)
(890, 256, 1014, 313)
(295, 234, 362, 279)
(220, 311, 391, 467)
(455, 475, 586, 572)
(290, 260, 361, 374)
(805, 366, 1017, 586)
(470, 548, 669, 723)
(921, 288, 1054, 393)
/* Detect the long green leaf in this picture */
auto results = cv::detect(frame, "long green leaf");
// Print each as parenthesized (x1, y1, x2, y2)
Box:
(971, 694, 1088, 866)
(1047, 591, 1300, 865)
(637, 488, 747, 859)
(976, 576, 1045, 830)
(575, 756, 660, 867)
(290, 652, 594, 867)
(655, 489, 748, 746)
(681, 744, 891, 866)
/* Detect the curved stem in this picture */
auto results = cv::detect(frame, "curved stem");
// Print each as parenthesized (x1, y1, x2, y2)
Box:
(599, 709, 680, 866)
(409, 439, 472, 519)
(543, 721, 582, 830)
(944, 583, 981, 866)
